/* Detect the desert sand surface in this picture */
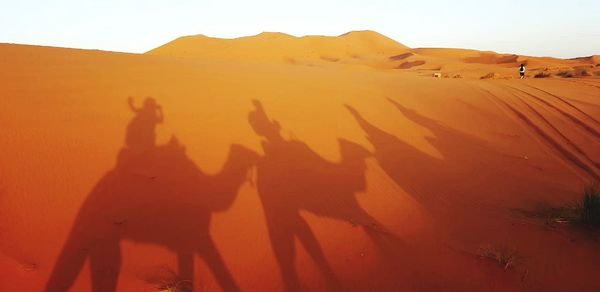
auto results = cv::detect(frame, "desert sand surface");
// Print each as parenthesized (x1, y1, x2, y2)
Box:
(1, 31, 600, 291)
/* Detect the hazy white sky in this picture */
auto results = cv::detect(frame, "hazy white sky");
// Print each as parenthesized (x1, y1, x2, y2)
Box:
(1, 0, 599, 58)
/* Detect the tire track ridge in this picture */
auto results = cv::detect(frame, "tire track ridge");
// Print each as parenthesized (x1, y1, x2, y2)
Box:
(525, 84, 600, 126)
(507, 85, 600, 139)
(477, 86, 599, 180)
(516, 96, 600, 170)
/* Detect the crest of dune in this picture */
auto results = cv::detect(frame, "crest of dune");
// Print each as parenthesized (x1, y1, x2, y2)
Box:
(146, 30, 410, 63)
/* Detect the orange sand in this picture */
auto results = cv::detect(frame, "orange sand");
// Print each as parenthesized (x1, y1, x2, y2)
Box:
(1, 31, 599, 291)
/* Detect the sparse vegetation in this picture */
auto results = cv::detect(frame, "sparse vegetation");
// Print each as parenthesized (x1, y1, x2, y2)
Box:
(480, 72, 497, 79)
(157, 279, 193, 292)
(534, 71, 551, 78)
(522, 183, 600, 231)
(557, 71, 574, 78)
(593, 71, 600, 76)
(520, 206, 573, 228)
(575, 69, 591, 77)
(575, 184, 600, 228)
(555, 68, 592, 78)
(145, 268, 194, 292)
(478, 245, 520, 269)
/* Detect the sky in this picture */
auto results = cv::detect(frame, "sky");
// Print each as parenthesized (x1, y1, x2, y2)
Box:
(1, 0, 599, 58)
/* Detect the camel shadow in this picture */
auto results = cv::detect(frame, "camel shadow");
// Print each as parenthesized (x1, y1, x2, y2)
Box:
(346, 98, 498, 213)
(44, 97, 258, 292)
(248, 99, 404, 292)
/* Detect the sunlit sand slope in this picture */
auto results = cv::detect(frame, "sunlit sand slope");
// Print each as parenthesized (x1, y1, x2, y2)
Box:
(1, 41, 599, 291)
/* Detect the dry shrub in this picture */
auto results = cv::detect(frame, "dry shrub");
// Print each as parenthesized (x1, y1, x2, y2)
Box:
(480, 72, 497, 79)
(157, 280, 193, 292)
(534, 72, 551, 78)
(557, 71, 574, 78)
(145, 267, 194, 292)
(521, 183, 600, 231)
(576, 184, 600, 229)
(577, 69, 591, 76)
(478, 245, 520, 269)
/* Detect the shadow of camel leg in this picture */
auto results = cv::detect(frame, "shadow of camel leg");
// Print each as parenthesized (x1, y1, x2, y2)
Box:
(44, 239, 89, 292)
(198, 237, 241, 292)
(89, 239, 121, 292)
(352, 207, 397, 237)
(177, 249, 195, 281)
(268, 222, 301, 292)
(363, 223, 408, 262)
(294, 217, 341, 291)
(351, 209, 407, 258)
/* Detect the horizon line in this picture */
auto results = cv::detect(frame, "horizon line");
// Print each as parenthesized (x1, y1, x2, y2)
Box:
(1, 30, 598, 60)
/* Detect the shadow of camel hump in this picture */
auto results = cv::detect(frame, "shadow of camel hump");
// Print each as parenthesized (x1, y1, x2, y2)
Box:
(44, 97, 258, 292)
(249, 99, 402, 292)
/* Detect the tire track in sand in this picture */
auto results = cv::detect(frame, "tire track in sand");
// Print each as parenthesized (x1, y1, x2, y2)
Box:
(556, 78, 600, 90)
(523, 84, 600, 126)
(506, 85, 600, 140)
(515, 96, 600, 170)
(477, 86, 600, 180)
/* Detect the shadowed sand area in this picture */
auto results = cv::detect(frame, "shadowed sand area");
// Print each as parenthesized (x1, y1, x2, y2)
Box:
(1, 32, 600, 291)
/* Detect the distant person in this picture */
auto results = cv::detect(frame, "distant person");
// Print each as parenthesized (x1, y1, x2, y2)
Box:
(519, 64, 526, 79)
(126, 96, 163, 149)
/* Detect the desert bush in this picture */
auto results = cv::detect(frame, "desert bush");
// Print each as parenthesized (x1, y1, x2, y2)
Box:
(478, 245, 519, 269)
(574, 69, 591, 77)
(576, 184, 600, 228)
(480, 72, 497, 79)
(146, 268, 194, 292)
(157, 280, 193, 292)
(522, 183, 600, 231)
(557, 71, 573, 78)
(534, 72, 551, 78)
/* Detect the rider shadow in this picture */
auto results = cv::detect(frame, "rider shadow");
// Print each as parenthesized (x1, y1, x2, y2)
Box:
(44, 97, 258, 292)
(248, 100, 405, 292)
(346, 98, 497, 213)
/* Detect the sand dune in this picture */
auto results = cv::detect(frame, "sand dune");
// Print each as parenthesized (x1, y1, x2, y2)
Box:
(1, 31, 600, 291)
(147, 30, 409, 67)
(147, 32, 599, 78)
